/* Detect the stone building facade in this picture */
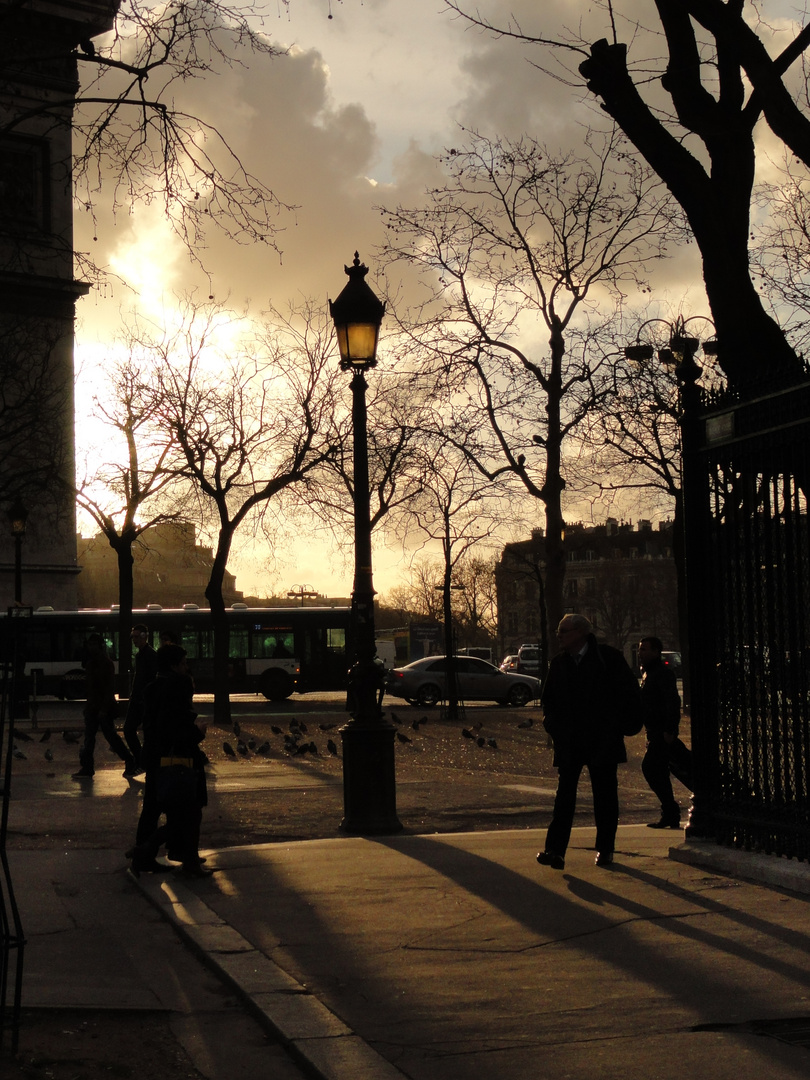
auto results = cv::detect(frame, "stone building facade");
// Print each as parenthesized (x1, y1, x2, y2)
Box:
(0, 0, 117, 609)
(496, 519, 679, 664)
(77, 522, 244, 610)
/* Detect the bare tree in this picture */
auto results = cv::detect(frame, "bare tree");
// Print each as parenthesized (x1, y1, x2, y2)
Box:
(75, 358, 188, 693)
(381, 128, 680, 651)
(146, 299, 341, 724)
(2, 0, 292, 277)
(445, 0, 810, 389)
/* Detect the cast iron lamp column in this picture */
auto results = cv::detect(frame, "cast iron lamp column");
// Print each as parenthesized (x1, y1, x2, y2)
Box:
(7, 499, 28, 606)
(330, 253, 402, 834)
(624, 318, 718, 839)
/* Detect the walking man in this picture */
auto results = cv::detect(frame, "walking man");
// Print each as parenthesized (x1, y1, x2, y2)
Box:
(537, 614, 642, 870)
(638, 636, 687, 829)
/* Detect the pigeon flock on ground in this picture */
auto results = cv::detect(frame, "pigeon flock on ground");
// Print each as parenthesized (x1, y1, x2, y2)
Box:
(8, 708, 538, 769)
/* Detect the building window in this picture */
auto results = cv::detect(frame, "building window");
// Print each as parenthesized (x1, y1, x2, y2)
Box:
(566, 578, 578, 598)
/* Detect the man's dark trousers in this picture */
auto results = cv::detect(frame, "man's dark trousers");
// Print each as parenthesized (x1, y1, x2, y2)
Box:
(545, 759, 619, 856)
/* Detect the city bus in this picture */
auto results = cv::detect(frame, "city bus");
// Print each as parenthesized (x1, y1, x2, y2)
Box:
(0, 604, 353, 700)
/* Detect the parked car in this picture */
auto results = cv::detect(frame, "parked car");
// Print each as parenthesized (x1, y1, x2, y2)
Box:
(661, 651, 683, 678)
(386, 655, 541, 708)
(517, 643, 540, 675)
(499, 655, 519, 673)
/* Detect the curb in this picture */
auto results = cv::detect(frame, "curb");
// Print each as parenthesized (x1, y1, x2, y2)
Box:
(130, 869, 407, 1080)
(670, 840, 810, 896)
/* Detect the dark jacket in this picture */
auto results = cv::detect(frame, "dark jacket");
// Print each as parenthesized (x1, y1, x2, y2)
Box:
(143, 669, 202, 765)
(541, 635, 642, 768)
(128, 643, 159, 719)
(640, 659, 681, 738)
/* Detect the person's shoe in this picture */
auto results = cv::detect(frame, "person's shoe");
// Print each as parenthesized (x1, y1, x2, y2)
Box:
(181, 862, 213, 878)
(123, 758, 144, 778)
(646, 816, 681, 829)
(71, 767, 94, 779)
(132, 858, 167, 874)
(536, 851, 565, 870)
(167, 851, 206, 864)
(595, 851, 614, 867)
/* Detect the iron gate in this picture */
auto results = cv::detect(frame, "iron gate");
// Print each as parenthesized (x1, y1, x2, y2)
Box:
(686, 379, 810, 859)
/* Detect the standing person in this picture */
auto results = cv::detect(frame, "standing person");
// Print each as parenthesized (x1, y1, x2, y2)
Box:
(638, 636, 689, 828)
(122, 624, 158, 776)
(130, 644, 210, 877)
(537, 614, 642, 870)
(72, 634, 137, 779)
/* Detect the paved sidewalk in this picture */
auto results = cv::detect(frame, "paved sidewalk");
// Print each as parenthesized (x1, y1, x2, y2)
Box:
(125, 825, 810, 1080)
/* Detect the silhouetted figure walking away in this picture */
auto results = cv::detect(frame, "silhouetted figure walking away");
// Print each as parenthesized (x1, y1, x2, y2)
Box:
(72, 634, 136, 779)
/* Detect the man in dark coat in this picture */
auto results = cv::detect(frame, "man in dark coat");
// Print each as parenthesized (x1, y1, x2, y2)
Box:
(130, 644, 209, 877)
(122, 623, 158, 776)
(638, 636, 689, 828)
(537, 614, 642, 870)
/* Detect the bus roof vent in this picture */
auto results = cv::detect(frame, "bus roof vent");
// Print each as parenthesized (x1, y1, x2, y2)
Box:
(36, 605, 54, 612)
(230, 602, 248, 610)
(146, 604, 163, 611)
(111, 605, 119, 611)
(182, 604, 199, 611)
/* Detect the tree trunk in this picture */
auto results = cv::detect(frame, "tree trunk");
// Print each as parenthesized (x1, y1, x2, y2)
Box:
(114, 536, 135, 699)
(205, 529, 233, 727)
(543, 318, 567, 653)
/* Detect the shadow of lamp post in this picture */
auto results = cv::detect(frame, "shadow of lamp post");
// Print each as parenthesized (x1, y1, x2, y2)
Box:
(329, 253, 402, 834)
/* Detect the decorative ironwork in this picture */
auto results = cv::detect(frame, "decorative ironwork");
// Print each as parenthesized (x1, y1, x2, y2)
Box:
(687, 377, 810, 859)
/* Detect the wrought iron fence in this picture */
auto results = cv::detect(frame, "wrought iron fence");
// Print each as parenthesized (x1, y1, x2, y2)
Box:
(687, 380, 810, 859)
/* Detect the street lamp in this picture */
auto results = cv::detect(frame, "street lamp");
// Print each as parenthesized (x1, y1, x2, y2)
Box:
(329, 253, 401, 834)
(7, 498, 27, 605)
(623, 316, 717, 839)
(287, 584, 318, 607)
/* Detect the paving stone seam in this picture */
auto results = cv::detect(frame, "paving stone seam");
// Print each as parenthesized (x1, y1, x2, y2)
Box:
(129, 870, 409, 1080)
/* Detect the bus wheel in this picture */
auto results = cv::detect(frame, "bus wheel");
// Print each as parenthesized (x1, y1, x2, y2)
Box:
(260, 669, 294, 701)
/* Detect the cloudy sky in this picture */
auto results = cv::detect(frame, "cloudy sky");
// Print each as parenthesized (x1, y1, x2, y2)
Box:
(74, 0, 744, 600)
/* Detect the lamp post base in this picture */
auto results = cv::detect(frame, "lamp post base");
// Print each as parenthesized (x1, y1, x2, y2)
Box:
(340, 721, 402, 835)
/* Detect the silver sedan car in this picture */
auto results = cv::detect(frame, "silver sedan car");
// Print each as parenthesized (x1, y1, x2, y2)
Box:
(385, 655, 541, 708)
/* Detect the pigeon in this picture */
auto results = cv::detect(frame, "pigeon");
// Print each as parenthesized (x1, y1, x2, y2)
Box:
(236, 740, 249, 756)
(396, 731, 411, 744)
(419, 716, 429, 726)
(223, 741, 237, 758)
(319, 723, 336, 731)
(327, 739, 338, 755)
(256, 741, 270, 755)
(308, 741, 317, 754)
(411, 718, 421, 730)
(62, 730, 80, 744)
(298, 722, 308, 734)
(232, 720, 241, 737)
(462, 728, 474, 739)
(487, 738, 498, 749)
(39, 729, 52, 742)
(13, 728, 32, 742)
(289, 720, 300, 731)
(44, 748, 54, 762)
(12, 746, 26, 760)
(295, 742, 310, 755)
(247, 738, 257, 751)
(271, 725, 282, 735)
(476, 736, 486, 747)
(517, 718, 534, 729)
(389, 711, 401, 724)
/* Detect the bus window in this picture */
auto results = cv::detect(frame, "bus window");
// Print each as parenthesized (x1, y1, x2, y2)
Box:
(326, 628, 346, 654)
(252, 629, 294, 659)
(230, 628, 248, 659)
